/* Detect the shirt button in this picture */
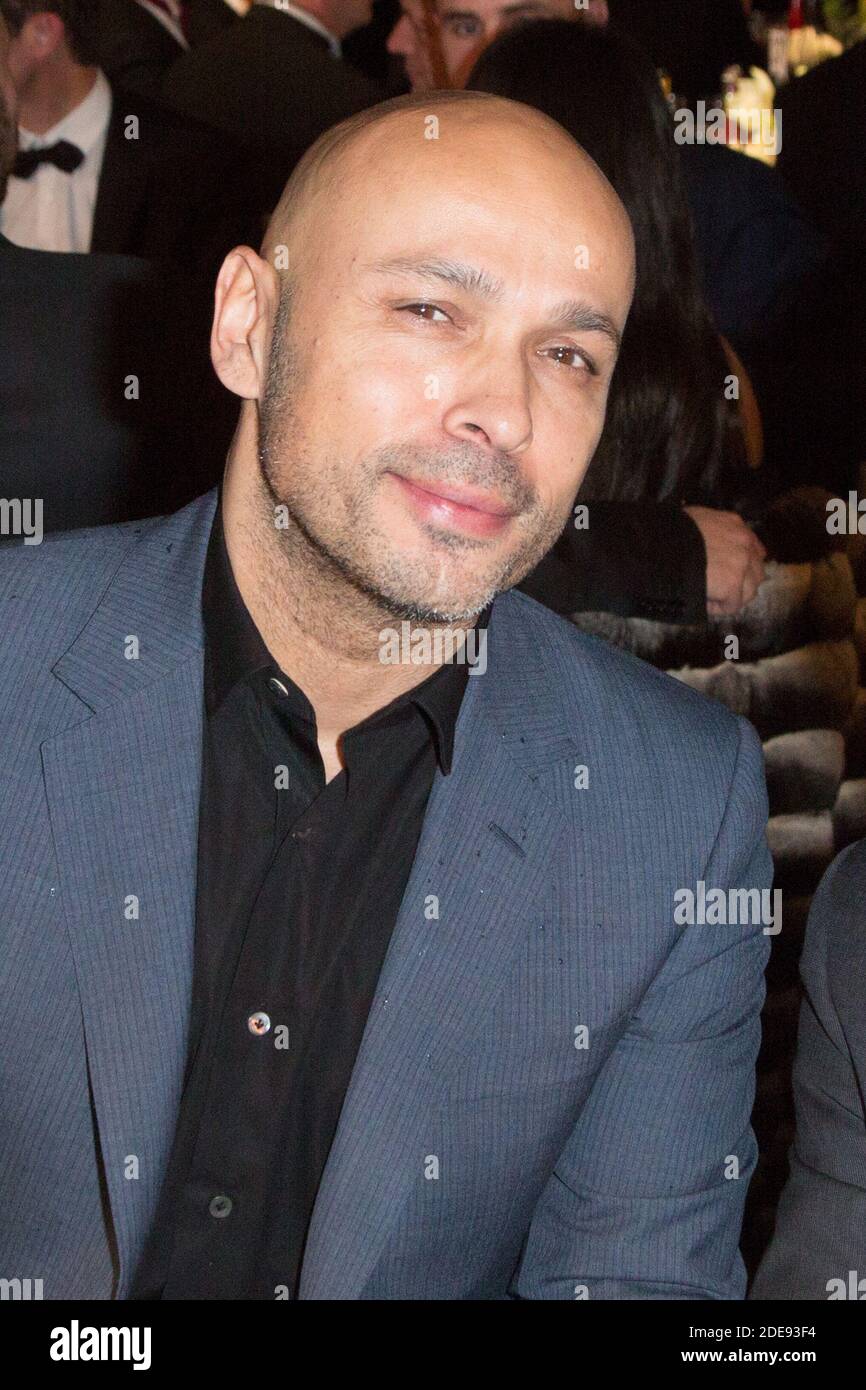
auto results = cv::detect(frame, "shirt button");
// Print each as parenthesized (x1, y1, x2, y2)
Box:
(268, 676, 289, 696)
(247, 1010, 271, 1036)
(209, 1194, 233, 1219)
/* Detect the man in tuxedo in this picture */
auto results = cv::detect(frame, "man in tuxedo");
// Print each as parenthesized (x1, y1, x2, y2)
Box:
(94, 1, 241, 98)
(0, 13, 234, 529)
(0, 86, 772, 1299)
(162, 0, 383, 210)
(0, 0, 255, 276)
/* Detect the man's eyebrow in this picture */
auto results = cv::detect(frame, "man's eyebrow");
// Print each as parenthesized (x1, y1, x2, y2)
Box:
(549, 300, 622, 354)
(366, 259, 622, 353)
(366, 257, 505, 300)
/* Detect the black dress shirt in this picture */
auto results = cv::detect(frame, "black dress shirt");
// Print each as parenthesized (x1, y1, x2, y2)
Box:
(130, 495, 487, 1299)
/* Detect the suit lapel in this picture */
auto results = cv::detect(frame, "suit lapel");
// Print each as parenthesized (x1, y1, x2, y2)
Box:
(299, 594, 578, 1298)
(42, 491, 217, 1292)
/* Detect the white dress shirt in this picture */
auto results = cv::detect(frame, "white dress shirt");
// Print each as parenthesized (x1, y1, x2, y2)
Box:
(254, 0, 342, 59)
(1, 70, 113, 254)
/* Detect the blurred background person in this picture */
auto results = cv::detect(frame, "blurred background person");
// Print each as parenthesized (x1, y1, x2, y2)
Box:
(386, 0, 443, 87)
(0, 0, 255, 280)
(94, 1, 242, 98)
(435, 0, 606, 84)
(161, 0, 384, 215)
(0, 8, 232, 530)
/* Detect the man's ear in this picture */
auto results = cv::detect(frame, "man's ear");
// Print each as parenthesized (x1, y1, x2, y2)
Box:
(211, 246, 280, 401)
(21, 12, 67, 62)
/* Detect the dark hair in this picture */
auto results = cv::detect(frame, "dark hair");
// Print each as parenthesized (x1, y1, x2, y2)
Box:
(0, 1, 100, 66)
(468, 19, 747, 507)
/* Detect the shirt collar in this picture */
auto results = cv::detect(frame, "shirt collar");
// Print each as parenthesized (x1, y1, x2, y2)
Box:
(254, 0, 342, 59)
(202, 492, 488, 776)
(18, 68, 112, 155)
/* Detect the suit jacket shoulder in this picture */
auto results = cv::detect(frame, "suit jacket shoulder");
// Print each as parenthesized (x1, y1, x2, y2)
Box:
(161, 7, 382, 162)
(0, 517, 152, 672)
(502, 585, 747, 743)
(494, 586, 765, 837)
(92, 83, 258, 265)
(95, 0, 184, 100)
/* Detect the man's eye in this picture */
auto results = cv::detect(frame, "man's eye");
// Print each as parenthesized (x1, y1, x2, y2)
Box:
(448, 18, 480, 36)
(544, 345, 596, 375)
(399, 303, 451, 323)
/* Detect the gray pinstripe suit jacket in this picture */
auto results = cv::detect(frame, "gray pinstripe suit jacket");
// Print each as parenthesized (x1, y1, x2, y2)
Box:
(0, 489, 772, 1299)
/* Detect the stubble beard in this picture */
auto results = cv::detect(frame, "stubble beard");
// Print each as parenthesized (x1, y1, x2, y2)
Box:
(255, 293, 566, 625)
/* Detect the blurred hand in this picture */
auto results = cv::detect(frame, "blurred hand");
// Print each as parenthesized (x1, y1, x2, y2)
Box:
(684, 506, 767, 618)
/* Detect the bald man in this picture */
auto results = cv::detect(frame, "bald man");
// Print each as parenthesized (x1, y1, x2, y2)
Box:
(0, 90, 771, 1300)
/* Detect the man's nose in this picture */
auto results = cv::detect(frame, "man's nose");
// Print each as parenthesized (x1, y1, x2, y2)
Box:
(441, 355, 533, 456)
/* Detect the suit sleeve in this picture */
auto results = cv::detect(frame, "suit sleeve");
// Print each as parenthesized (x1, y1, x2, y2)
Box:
(512, 716, 772, 1299)
(517, 501, 708, 624)
(750, 843, 866, 1300)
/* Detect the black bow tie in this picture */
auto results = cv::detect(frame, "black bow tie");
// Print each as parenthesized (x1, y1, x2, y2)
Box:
(13, 139, 85, 180)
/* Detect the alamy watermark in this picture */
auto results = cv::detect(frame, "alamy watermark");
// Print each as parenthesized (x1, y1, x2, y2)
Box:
(674, 881, 781, 935)
(674, 103, 782, 158)
(0, 497, 42, 545)
(827, 492, 866, 535)
(379, 622, 488, 675)
(50, 1321, 151, 1371)
(0, 1276, 43, 1299)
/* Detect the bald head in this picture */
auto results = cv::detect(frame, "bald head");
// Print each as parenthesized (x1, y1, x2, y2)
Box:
(214, 87, 635, 626)
(264, 90, 633, 301)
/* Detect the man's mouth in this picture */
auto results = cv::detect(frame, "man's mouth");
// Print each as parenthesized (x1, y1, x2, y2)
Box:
(387, 472, 518, 539)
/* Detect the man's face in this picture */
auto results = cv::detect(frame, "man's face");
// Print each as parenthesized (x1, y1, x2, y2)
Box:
(0, 17, 18, 200)
(256, 106, 633, 624)
(435, 0, 604, 85)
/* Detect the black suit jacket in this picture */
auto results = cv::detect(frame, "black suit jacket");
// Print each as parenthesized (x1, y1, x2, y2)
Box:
(0, 234, 234, 532)
(90, 84, 258, 282)
(95, 0, 238, 99)
(162, 6, 382, 210)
